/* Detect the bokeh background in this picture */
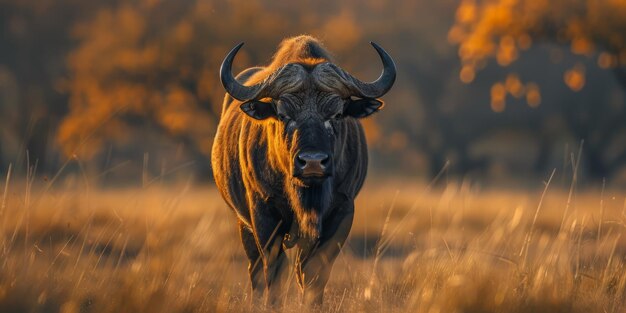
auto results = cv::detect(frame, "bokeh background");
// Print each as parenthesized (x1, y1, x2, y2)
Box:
(1, 2, 626, 312)
(1, 0, 625, 186)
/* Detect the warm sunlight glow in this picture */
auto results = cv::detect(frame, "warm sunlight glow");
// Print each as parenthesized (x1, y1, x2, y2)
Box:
(525, 82, 541, 107)
(490, 82, 506, 112)
(505, 73, 524, 98)
(450, 0, 626, 110)
(564, 64, 586, 92)
(1, 1, 626, 311)
(460, 65, 476, 83)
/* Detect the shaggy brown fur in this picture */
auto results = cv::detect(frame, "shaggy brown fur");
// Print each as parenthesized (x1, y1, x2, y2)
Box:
(212, 35, 392, 306)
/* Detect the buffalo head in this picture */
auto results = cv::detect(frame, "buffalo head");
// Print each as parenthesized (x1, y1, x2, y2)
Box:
(220, 42, 396, 188)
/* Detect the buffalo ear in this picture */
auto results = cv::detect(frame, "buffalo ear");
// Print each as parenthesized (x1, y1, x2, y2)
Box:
(240, 100, 276, 120)
(343, 98, 384, 118)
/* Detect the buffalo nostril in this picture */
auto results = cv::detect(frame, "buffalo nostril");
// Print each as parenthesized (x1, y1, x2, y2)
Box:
(296, 155, 307, 169)
(296, 152, 330, 171)
(319, 154, 329, 167)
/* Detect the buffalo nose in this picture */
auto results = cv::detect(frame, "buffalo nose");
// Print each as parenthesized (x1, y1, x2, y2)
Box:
(296, 152, 329, 176)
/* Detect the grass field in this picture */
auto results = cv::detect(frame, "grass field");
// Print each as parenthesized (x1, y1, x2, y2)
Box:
(0, 171, 625, 312)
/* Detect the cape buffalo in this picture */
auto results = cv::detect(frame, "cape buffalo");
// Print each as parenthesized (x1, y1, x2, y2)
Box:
(212, 35, 396, 306)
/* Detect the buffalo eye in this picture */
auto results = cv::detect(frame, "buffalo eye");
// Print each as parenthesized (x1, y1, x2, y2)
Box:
(277, 112, 297, 130)
(330, 112, 342, 120)
(322, 113, 342, 130)
(324, 120, 333, 132)
(277, 113, 290, 122)
(324, 120, 335, 136)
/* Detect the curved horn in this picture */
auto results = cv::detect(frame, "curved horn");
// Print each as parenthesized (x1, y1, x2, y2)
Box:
(347, 42, 397, 98)
(220, 43, 266, 101)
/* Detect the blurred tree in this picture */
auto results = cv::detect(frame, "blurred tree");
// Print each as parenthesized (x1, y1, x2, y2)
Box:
(405, 55, 492, 178)
(58, 0, 291, 177)
(0, 0, 105, 174)
(450, 0, 626, 181)
(58, 0, 375, 179)
(48, 0, 556, 181)
(1, 0, 624, 183)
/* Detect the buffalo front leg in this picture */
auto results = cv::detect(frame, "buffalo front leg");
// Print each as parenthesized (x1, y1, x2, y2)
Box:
(251, 207, 290, 307)
(296, 204, 354, 306)
(238, 221, 264, 305)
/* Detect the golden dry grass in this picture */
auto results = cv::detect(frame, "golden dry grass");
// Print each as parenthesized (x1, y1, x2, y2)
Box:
(0, 174, 625, 312)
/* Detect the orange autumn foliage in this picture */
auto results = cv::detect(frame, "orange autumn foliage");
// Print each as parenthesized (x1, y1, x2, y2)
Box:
(56, 0, 376, 159)
(449, 0, 626, 111)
